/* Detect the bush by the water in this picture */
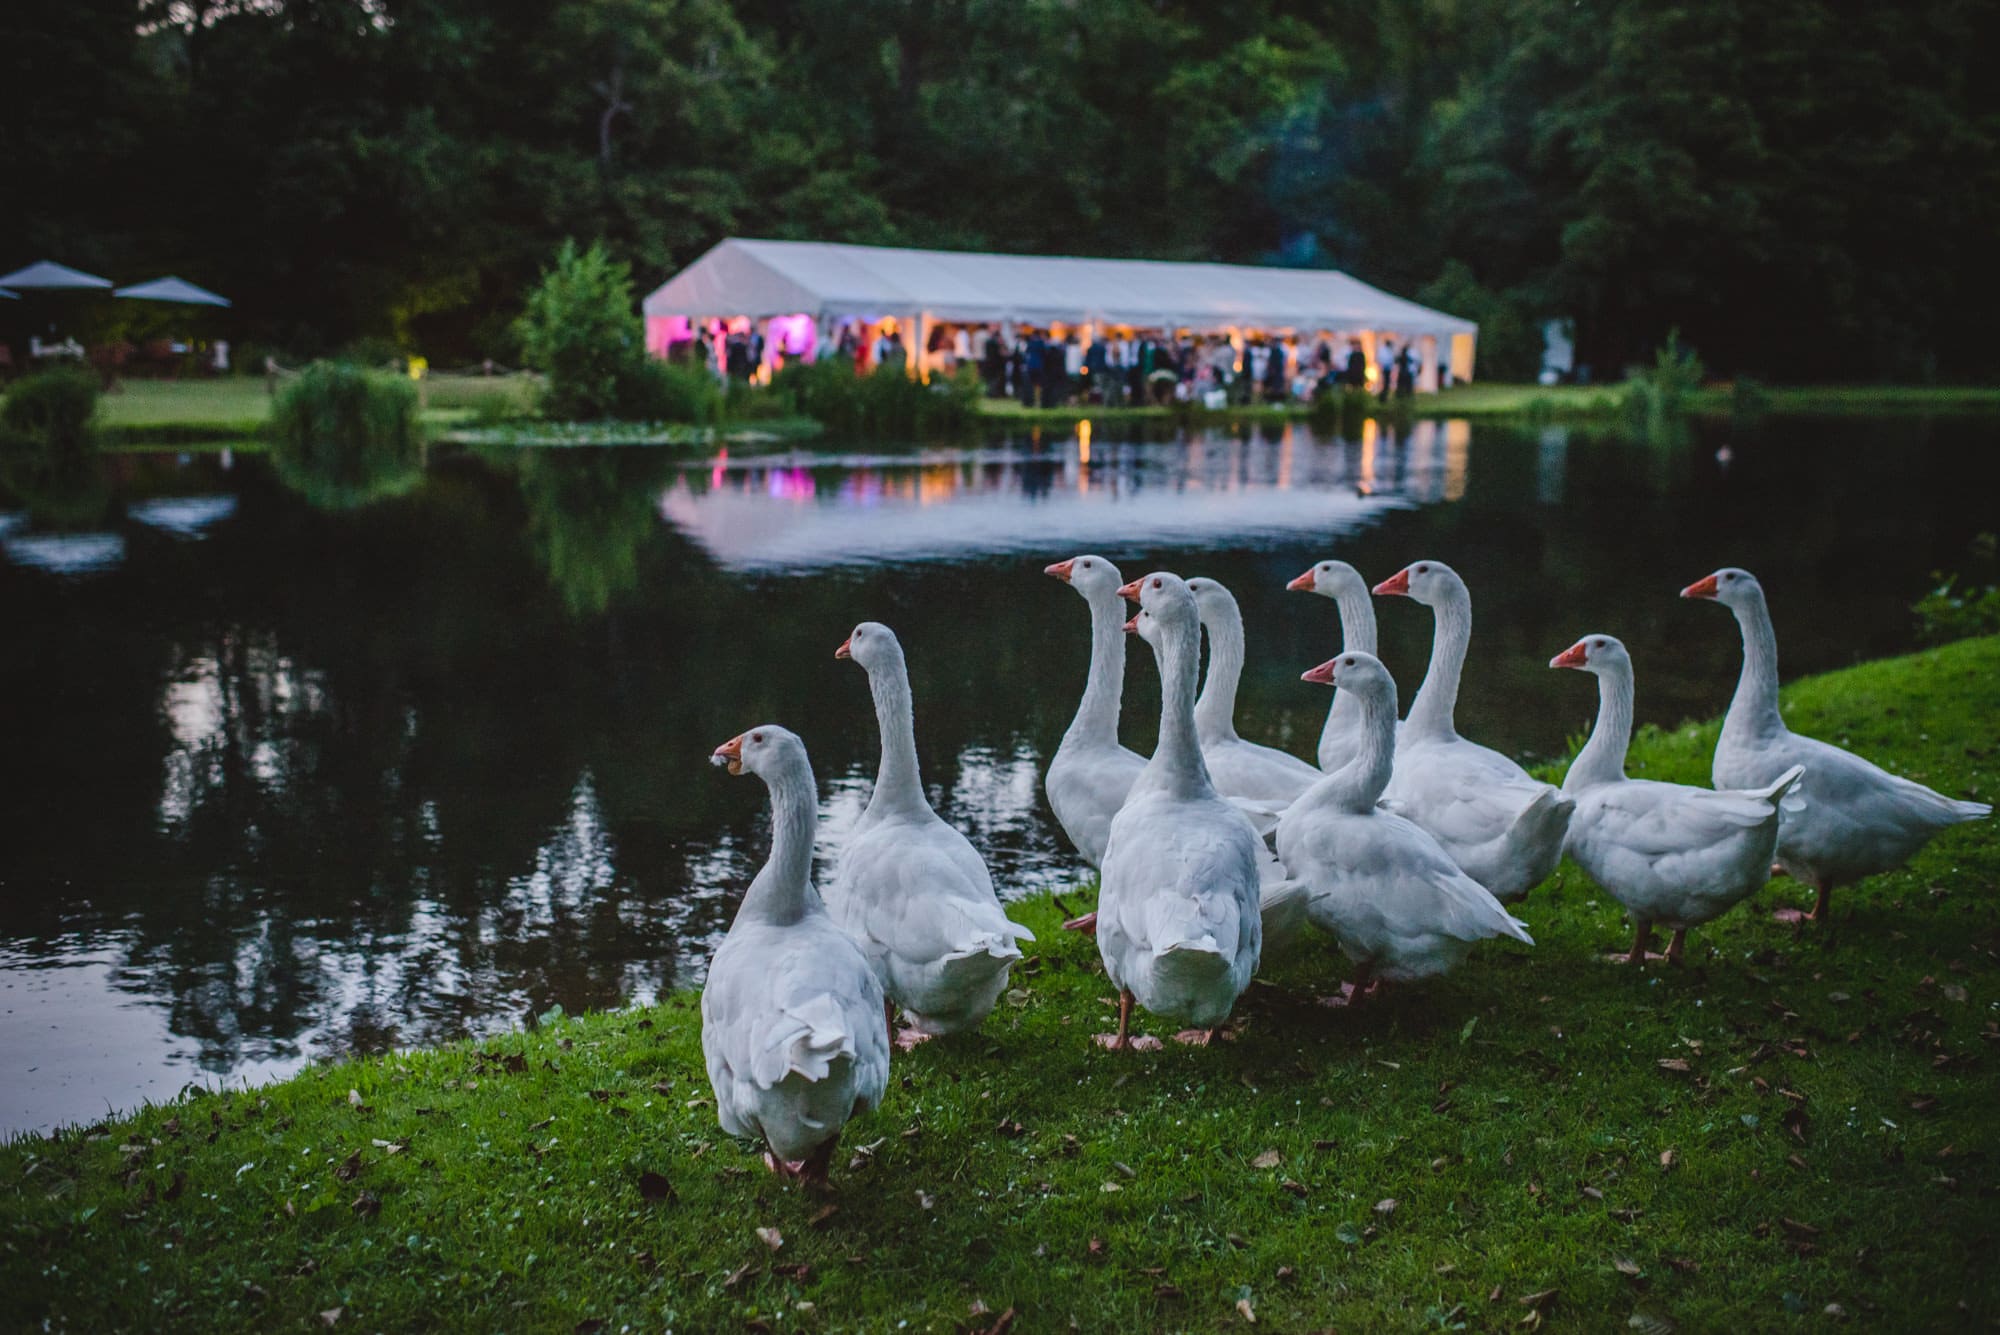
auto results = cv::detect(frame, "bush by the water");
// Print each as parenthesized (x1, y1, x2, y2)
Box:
(768, 358, 979, 437)
(515, 239, 677, 423)
(267, 361, 424, 509)
(1626, 329, 1705, 437)
(0, 367, 106, 524)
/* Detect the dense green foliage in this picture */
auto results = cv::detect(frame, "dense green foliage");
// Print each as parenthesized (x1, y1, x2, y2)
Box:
(1914, 534, 2000, 644)
(267, 361, 425, 508)
(0, 367, 105, 523)
(516, 240, 651, 421)
(5, 0, 1994, 380)
(2, 637, 1995, 1331)
(769, 359, 982, 437)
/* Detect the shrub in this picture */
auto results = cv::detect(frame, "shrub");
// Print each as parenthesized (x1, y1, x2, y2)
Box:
(1913, 534, 2000, 644)
(2, 366, 101, 454)
(1416, 261, 1540, 382)
(616, 357, 724, 425)
(515, 239, 652, 422)
(1626, 329, 1705, 439)
(769, 359, 979, 437)
(267, 361, 425, 509)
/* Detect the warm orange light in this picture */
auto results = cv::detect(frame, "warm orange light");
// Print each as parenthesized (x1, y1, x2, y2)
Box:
(1077, 418, 1092, 464)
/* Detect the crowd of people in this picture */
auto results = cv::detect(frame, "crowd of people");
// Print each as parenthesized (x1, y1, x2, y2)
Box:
(679, 318, 1445, 406)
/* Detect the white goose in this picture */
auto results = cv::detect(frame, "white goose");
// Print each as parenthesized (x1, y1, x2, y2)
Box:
(833, 622, 1034, 1045)
(1684, 567, 1990, 921)
(1375, 560, 1574, 901)
(1187, 576, 1323, 803)
(1286, 558, 1388, 772)
(1276, 652, 1532, 1003)
(1552, 634, 1804, 964)
(1095, 572, 1265, 1049)
(1043, 555, 1146, 869)
(701, 726, 890, 1183)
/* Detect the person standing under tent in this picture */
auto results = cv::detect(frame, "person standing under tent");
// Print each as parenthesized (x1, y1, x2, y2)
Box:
(1376, 340, 1397, 401)
(1396, 343, 1417, 398)
(1343, 339, 1367, 389)
(1264, 339, 1289, 403)
(1247, 340, 1270, 402)
(982, 330, 1006, 395)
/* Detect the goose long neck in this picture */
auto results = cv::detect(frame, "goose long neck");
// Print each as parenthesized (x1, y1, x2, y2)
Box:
(1066, 590, 1127, 747)
(1566, 663, 1634, 791)
(865, 657, 926, 815)
(1724, 593, 1784, 741)
(1146, 616, 1215, 799)
(737, 751, 821, 927)
(1335, 587, 1378, 656)
(1193, 603, 1245, 742)
(1405, 586, 1470, 739)
(1319, 683, 1397, 812)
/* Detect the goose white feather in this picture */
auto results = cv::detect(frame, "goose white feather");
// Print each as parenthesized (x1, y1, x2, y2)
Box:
(700, 726, 889, 1179)
(832, 622, 1033, 1038)
(1187, 576, 1322, 803)
(1685, 567, 1990, 919)
(1553, 633, 1803, 961)
(1096, 572, 1265, 1044)
(1376, 560, 1574, 901)
(1043, 555, 1146, 868)
(1276, 652, 1532, 988)
(1287, 559, 1391, 772)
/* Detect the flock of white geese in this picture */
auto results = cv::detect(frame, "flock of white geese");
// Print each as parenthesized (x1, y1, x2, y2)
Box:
(700, 559, 1989, 1181)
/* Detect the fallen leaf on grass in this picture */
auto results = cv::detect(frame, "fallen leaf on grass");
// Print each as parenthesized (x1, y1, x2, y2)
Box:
(318, 1308, 343, 1328)
(1277, 1265, 1296, 1283)
(1251, 1149, 1281, 1169)
(1780, 1218, 1821, 1239)
(1281, 1180, 1308, 1199)
(348, 1089, 363, 1107)
(1656, 1059, 1691, 1074)
(1614, 1257, 1643, 1277)
(1374, 1198, 1397, 1216)
(723, 1263, 757, 1290)
(334, 1151, 363, 1182)
(1155, 1284, 1183, 1299)
(1519, 1288, 1559, 1311)
(637, 1171, 674, 1202)
(915, 1191, 934, 1210)
(350, 1191, 380, 1218)
(1659, 1147, 1677, 1170)
(755, 1226, 784, 1251)
(1236, 1296, 1257, 1323)
(371, 1139, 406, 1155)
(1627, 1308, 1678, 1334)
(808, 1204, 840, 1229)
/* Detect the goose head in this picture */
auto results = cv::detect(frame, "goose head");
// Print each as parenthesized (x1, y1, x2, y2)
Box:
(1549, 633, 1630, 675)
(1680, 566, 1761, 609)
(711, 724, 803, 779)
(1372, 558, 1463, 607)
(1184, 575, 1239, 626)
(1044, 553, 1124, 601)
(834, 620, 906, 674)
(1117, 570, 1198, 644)
(1302, 650, 1395, 703)
(1287, 558, 1369, 602)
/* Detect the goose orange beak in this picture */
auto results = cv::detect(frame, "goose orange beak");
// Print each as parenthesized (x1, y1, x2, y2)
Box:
(712, 734, 746, 775)
(1123, 613, 1140, 633)
(1045, 559, 1075, 583)
(1680, 574, 1719, 600)
(1116, 578, 1143, 603)
(1287, 568, 1316, 592)
(834, 636, 853, 659)
(1550, 642, 1589, 670)
(1301, 658, 1338, 685)
(1373, 568, 1411, 597)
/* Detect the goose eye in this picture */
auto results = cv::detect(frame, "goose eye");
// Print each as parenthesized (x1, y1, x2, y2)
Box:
(1151, 578, 1162, 588)
(751, 732, 764, 743)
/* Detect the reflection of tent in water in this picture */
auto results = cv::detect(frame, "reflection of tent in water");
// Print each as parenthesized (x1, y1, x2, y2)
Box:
(128, 495, 239, 537)
(2, 530, 125, 574)
(658, 426, 1467, 573)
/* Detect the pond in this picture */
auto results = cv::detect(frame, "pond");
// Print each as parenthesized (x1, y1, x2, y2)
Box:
(2, 413, 1993, 1133)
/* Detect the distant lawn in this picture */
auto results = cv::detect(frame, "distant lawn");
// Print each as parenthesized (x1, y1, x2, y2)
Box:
(1, 636, 1994, 1332)
(11, 374, 541, 443)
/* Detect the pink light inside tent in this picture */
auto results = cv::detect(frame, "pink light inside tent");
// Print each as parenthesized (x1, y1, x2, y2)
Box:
(647, 316, 691, 356)
(768, 313, 816, 358)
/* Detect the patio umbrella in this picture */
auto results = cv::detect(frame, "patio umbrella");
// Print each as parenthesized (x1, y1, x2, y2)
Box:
(0, 260, 114, 290)
(115, 276, 230, 308)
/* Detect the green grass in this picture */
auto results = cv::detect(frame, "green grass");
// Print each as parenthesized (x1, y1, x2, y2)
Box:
(3, 638, 1997, 1332)
(7, 376, 544, 443)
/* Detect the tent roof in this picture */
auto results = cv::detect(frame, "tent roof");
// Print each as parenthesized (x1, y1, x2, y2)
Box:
(115, 276, 231, 307)
(0, 260, 113, 290)
(642, 239, 1477, 337)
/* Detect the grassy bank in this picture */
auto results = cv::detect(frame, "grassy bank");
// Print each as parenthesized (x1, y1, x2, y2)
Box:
(3, 638, 1996, 1332)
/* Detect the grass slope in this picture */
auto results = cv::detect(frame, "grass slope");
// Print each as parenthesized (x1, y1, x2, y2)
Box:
(3, 639, 1996, 1333)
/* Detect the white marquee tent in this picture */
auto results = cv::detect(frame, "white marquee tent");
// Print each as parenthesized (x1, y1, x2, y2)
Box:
(642, 238, 1479, 386)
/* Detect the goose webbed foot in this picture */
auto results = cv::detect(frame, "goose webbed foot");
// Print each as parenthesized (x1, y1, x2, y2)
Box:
(1664, 928, 1688, 966)
(1062, 911, 1099, 935)
(892, 1026, 935, 1052)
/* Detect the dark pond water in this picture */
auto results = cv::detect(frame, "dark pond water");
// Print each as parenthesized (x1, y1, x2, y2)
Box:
(3, 414, 1994, 1133)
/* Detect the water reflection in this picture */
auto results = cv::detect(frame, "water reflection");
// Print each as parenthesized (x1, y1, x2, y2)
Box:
(2, 416, 1997, 1132)
(660, 421, 1476, 571)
